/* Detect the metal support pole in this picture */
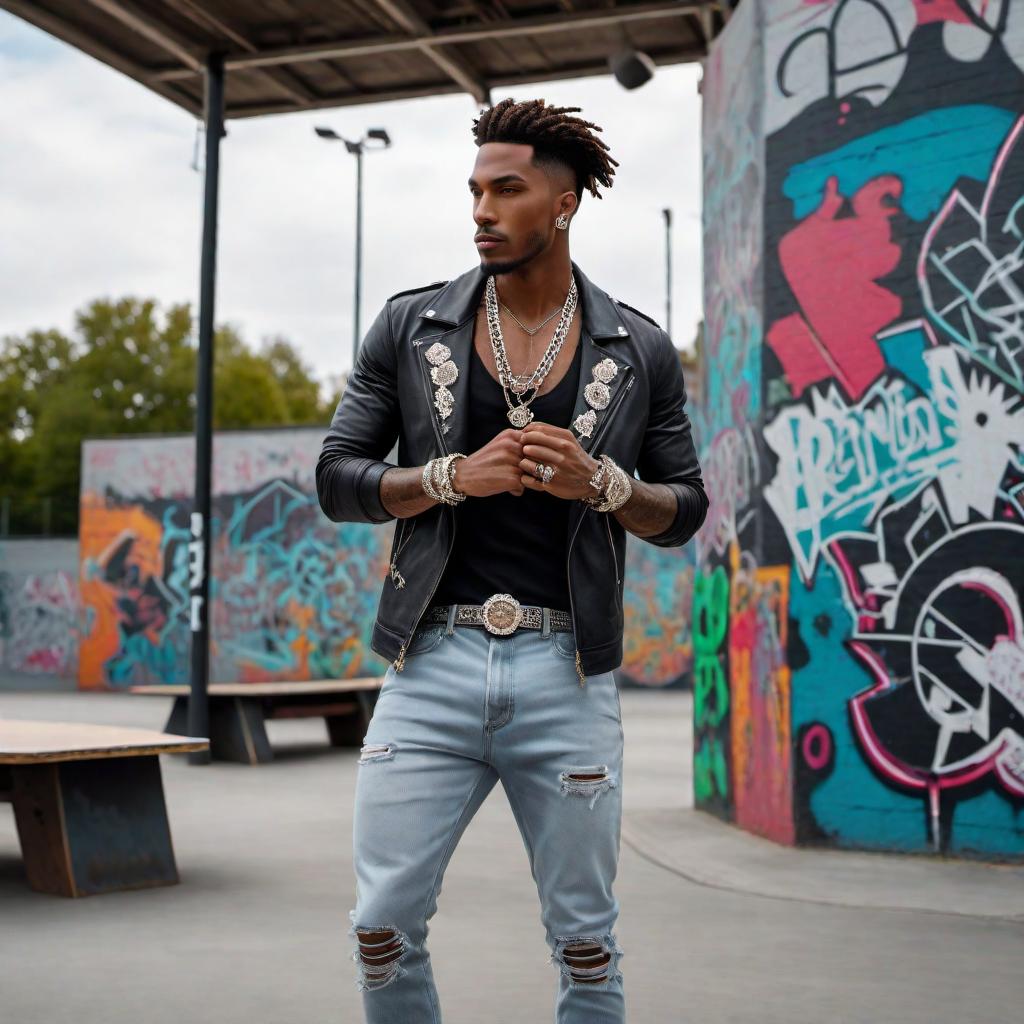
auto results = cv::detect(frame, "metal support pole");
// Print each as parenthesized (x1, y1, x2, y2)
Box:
(353, 144, 364, 366)
(662, 207, 673, 338)
(188, 51, 225, 766)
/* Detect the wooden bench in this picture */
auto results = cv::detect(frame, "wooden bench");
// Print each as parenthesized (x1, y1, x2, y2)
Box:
(129, 678, 385, 765)
(0, 720, 208, 898)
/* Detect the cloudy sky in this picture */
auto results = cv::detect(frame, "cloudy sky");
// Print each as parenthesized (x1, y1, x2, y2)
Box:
(0, 12, 704, 386)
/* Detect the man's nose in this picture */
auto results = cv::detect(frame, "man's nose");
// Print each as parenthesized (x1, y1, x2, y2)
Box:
(474, 199, 496, 226)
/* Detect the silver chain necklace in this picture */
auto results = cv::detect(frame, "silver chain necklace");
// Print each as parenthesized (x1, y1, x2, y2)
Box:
(498, 299, 558, 389)
(499, 299, 563, 336)
(484, 274, 578, 427)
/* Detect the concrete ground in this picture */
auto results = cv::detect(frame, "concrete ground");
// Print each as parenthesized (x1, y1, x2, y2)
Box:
(1, 688, 1022, 1024)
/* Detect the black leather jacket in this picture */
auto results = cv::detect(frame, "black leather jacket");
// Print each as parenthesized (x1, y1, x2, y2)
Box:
(316, 260, 708, 679)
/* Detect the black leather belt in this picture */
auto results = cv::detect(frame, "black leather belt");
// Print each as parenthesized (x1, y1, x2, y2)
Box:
(425, 593, 573, 636)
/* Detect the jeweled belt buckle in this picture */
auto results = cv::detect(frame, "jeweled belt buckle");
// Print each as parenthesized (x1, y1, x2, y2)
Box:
(480, 593, 523, 635)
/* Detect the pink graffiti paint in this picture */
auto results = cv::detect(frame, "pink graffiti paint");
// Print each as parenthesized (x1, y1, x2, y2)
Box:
(913, 0, 976, 25)
(825, 539, 879, 633)
(848, 640, 1020, 793)
(731, 570, 796, 845)
(24, 648, 66, 673)
(963, 580, 1018, 641)
(767, 175, 903, 400)
(806, 0, 985, 25)
(802, 724, 833, 771)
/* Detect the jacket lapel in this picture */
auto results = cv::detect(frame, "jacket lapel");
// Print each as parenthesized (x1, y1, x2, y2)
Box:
(568, 329, 634, 454)
(415, 317, 475, 457)
(411, 265, 484, 458)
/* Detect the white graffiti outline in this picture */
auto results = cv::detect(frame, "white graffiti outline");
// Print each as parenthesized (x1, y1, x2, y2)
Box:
(919, 114, 1024, 395)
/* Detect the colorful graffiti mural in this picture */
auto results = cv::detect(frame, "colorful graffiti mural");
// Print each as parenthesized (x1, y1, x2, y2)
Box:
(2, 424, 696, 691)
(693, 0, 767, 816)
(701, 0, 1024, 859)
(79, 429, 394, 689)
(0, 539, 80, 689)
(620, 540, 694, 688)
(71, 428, 691, 691)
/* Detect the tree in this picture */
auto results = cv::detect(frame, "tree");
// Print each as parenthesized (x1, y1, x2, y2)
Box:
(259, 335, 325, 424)
(0, 296, 332, 536)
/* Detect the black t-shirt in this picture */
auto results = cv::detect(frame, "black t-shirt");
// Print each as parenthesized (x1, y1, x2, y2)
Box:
(432, 338, 583, 612)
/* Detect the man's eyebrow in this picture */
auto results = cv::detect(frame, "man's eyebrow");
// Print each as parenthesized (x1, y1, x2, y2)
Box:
(467, 173, 528, 187)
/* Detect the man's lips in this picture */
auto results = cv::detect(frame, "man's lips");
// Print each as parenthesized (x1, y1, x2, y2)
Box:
(475, 236, 504, 248)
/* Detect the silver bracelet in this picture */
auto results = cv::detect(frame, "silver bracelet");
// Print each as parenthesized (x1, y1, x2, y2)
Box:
(581, 454, 632, 513)
(422, 454, 467, 505)
(441, 453, 467, 504)
(421, 459, 443, 503)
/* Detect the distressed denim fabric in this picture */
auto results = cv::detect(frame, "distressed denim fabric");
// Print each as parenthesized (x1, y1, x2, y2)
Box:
(349, 616, 625, 1023)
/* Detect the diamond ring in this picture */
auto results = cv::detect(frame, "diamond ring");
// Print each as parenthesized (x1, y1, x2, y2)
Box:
(541, 465, 555, 484)
(534, 461, 546, 480)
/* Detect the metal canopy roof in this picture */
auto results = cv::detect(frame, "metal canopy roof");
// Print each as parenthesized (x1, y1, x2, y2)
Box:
(1, 0, 727, 119)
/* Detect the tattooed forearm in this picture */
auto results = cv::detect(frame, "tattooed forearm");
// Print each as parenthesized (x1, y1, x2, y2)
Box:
(380, 466, 438, 519)
(611, 479, 678, 539)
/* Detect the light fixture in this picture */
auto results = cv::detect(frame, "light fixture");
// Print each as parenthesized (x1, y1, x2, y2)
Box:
(609, 48, 656, 90)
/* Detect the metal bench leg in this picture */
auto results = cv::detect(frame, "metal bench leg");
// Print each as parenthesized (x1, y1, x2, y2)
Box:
(325, 711, 362, 747)
(11, 755, 178, 898)
(209, 697, 273, 764)
(164, 695, 272, 764)
(325, 689, 378, 748)
(164, 696, 189, 735)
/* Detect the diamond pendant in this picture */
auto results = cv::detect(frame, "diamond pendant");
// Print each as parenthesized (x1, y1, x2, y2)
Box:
(507, 405, 534, 427)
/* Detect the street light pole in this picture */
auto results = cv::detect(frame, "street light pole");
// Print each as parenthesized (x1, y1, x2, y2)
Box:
(354, 143, 363, 360)
(662, 207, 673, 338)
(315, 126, 392, 370)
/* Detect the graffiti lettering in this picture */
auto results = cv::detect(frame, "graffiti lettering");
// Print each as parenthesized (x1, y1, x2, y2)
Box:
(693, 565, 731, 804)
(764, 370, 947, 579)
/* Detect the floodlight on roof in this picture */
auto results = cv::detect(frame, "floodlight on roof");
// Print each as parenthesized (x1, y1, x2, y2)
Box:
(609, 48, 656, 90)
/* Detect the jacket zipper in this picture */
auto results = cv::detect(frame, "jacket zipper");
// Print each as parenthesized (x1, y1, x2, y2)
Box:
(565, 369, 634, 687)
(606, 515, 621, 594)
(566, 544, 584, 687)
(388, 516, 417, 590)
(394, 336, 458, 672)
(394, 520, 455, 672)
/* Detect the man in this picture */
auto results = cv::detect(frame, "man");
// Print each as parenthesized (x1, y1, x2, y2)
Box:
(317, 96, 708, 1024)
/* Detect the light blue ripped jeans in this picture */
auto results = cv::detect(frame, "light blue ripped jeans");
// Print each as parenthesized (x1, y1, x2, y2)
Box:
(349, 608, 626, 1023)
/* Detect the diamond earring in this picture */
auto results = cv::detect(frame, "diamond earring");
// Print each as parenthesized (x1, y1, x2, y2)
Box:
(555, 213, 569, 230)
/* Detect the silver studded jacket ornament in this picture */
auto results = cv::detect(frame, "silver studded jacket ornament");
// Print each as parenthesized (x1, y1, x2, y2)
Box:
(424, 341, 457, 425)
(572, 357, 619, 440)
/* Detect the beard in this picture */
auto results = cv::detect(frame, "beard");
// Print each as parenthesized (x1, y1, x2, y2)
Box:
(479, 231, 547, 276)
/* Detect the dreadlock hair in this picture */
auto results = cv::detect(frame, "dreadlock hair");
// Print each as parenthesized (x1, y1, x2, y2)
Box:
(471, 97, 619, 210)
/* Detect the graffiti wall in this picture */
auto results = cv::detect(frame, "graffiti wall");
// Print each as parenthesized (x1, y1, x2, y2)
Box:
(0, 539, 80, 691)
(79, 429, 393, 689)
(0, 426, 693, 691)
(700, 0, 1024, 860)
(620, 541, 694, 688)
(695, 0, 770, 825)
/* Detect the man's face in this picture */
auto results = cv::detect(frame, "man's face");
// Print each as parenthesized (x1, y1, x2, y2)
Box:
(468, 142, 568, 275)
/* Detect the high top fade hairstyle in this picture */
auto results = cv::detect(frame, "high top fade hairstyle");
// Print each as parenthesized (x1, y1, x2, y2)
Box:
(471, 97, 619, 214)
